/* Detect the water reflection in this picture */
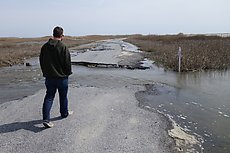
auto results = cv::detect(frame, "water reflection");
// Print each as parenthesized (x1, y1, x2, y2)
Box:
(177, 70, 230, 86)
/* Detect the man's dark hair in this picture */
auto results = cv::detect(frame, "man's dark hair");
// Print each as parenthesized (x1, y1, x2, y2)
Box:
(53, 26, 63, 38)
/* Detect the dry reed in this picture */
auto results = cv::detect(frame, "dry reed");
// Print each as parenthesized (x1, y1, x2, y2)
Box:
(125, 34, 230, 72)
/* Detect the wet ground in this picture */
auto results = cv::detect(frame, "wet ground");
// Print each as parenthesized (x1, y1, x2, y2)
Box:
(0, 58, 43, 103)
(0, 39, 230, 153)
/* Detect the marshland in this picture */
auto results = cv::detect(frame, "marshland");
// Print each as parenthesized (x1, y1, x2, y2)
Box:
(1, 34, 230, 72)
(126, 34, 230, 71)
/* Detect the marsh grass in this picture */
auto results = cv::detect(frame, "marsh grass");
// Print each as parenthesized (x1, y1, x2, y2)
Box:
(125, 34, 230, 72)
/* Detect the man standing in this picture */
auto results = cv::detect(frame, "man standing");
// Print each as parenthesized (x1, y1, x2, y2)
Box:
(39, 26, 72, 128)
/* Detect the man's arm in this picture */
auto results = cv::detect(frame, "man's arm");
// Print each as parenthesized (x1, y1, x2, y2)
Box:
(39, 47, 44, 73)
(63, 46, 72, 76)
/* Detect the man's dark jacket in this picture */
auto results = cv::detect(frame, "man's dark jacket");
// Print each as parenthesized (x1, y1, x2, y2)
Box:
(39, 39, 72, 78)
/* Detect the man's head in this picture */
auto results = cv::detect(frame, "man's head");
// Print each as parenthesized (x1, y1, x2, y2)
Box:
(53, 26, 64, 38)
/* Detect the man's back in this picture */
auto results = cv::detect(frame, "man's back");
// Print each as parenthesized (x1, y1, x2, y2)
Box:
(40, 38, 72, 78)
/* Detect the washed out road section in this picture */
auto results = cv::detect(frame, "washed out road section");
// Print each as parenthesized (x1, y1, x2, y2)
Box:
(0, 39, 175, 153)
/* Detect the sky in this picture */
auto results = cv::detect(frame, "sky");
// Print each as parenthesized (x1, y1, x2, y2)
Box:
(0, 0, 229, 37)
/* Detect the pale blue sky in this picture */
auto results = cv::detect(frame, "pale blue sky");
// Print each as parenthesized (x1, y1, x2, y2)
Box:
(0, 0, 229, 37)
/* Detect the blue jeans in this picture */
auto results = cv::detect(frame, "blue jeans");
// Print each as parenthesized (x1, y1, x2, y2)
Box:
(42, 77, 69, 121)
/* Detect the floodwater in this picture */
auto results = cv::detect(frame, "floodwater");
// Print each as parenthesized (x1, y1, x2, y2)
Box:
(0, 40, 230, 153)
(72, 64, 230, 153)
(135, 69, 230, 153)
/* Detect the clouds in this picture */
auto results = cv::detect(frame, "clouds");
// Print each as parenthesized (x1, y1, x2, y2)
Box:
(0, 0, 229, 37)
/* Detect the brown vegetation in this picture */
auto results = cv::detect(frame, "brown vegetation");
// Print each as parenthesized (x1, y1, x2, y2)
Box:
(125, 34, 230, 72)
(0, 35, 126, 67)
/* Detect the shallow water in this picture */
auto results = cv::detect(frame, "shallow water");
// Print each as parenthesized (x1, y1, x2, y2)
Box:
(164, 71, 230, 153)
(0, 40, 229, 152)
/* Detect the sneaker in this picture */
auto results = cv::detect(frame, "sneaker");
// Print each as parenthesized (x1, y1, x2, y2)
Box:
(68, 110, 74, 116)
(61, 110, 74, 118)
(43, 120, 54, 128)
